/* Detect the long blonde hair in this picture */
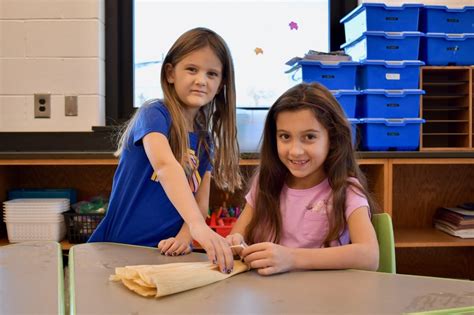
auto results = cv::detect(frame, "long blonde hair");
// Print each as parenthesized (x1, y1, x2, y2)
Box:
(116, 28, 242, 192)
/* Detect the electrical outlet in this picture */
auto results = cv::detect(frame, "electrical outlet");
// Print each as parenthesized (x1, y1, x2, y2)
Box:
(65, 96, 78, 116)
(34, 94, 51, 118)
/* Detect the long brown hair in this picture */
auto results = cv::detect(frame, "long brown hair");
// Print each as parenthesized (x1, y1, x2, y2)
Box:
(246, 82, 378, 245)
(116, 27, 242, 192)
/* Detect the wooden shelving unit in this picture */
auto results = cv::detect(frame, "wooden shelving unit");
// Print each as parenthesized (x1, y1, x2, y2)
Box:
(420, 66, 473, 151)
(1, 155, 473, 279)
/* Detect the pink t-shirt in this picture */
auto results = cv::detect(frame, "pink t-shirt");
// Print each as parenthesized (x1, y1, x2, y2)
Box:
(245, 177, 369, 248)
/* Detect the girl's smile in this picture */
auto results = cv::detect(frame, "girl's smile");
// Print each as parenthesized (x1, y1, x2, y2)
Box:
(276, 108, 329, 189)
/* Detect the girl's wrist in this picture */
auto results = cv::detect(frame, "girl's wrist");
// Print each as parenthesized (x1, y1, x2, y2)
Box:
(288, 247, 300, 270)
(187, 216, 207, 229)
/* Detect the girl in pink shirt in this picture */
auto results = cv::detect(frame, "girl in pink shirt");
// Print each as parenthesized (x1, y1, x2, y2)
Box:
(227, 82, 380, 275)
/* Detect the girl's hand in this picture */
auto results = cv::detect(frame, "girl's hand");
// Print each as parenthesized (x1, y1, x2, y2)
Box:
(190, 223, 234, 274)
(225, 233, 247, 257)
(241, 242, 295, 276)
(157, 237, 192, 256)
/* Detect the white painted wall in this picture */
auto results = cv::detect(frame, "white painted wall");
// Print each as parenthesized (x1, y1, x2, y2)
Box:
(0, 0, 105, 132)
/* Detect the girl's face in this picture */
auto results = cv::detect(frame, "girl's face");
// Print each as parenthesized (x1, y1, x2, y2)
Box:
(276, 108, 330, 189)
(165, 46, 223, 115)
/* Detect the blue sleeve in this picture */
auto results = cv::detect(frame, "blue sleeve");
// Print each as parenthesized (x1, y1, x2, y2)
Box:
(204, 134, 214, 172)
(132, 100, 171, 146)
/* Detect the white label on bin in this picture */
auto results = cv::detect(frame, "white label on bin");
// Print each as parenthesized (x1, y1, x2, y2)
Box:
(386, 73, 400, 80)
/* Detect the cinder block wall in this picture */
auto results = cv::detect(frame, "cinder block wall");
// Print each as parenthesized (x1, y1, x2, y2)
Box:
(0, 0, 105, 132)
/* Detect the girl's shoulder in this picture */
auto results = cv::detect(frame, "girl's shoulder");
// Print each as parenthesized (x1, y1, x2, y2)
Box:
(138, 99, 171, 122)
(141, 99, 169, 115)
(346, 177, 366, 198)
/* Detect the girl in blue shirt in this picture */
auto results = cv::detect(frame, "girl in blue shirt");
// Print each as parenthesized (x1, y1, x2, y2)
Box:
(89, 28, 242, 273)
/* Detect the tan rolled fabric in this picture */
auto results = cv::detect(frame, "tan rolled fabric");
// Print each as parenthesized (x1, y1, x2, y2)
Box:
(110, 260, 249, 298)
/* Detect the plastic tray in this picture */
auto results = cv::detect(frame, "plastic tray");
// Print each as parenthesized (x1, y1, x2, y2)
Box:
(293, 60, 359, 90)
(8, 188, 77, 204)
(420, 5, 474, 33)
(348, 118, 360, 147)
(341, 3, 422, 43)
(358, 89, 424, 118)
(341, 31, 423, 61)
(359, 118, 425, 151)
(332, 90, 360, 118)
(358, 60, 424, 90)
(420, 33, 474, 66)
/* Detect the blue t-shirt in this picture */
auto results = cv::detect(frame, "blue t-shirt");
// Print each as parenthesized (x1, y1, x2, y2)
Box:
(88, 100, 213, 247)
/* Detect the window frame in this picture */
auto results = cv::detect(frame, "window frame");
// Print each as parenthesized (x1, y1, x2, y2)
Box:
(105, 0, 358, 125)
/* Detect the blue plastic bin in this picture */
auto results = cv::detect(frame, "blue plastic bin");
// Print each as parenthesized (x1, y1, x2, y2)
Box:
(293, 60, 359, 90)
(331, 90, 360, 118)
(359, 118, 425, 151)
(348, 118, 360, 147)
(358, 89, 424, 118)
(358, 60, 424, 90)
(237, 107, 268, 153)
(420, 33, 474, 66)
(420, 6, 474, 33)
(341, 31, 423, 61)
(8, 188, 77, 204)
(341, 3, 423, 43)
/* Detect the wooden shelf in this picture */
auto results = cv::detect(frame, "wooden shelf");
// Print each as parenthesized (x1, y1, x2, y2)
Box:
(0, 158, 118, 166)
(420, 66, 473, 151)
(1, 153, 473, 278)
(395, 228, 474, 248)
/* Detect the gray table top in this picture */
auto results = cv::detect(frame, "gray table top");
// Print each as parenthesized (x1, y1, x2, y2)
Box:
(69, 242, 474, 315)
(0, 241, 64, 315)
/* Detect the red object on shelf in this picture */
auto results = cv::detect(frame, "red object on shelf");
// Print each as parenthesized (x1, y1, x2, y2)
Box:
(192, 213, 238, 248)
(208, 217, 237, 237)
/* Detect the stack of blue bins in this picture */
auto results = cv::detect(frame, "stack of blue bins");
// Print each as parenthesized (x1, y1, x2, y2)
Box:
(340, 3, 425, 151)
(420, 5, 474, 65)
(291, 59, 360, 146)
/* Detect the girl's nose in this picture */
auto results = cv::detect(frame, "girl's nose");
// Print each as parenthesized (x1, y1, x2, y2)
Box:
(289, 141, 304, 155)
(194, 74, 206, 86)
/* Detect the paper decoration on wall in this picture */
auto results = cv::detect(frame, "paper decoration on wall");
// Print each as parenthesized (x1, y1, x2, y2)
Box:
(110, 260, 250, 298)
(289, 21, 298, 30)
(254, 47, 264, 55)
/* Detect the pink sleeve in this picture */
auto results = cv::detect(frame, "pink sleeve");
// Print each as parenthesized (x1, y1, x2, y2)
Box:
(245, 177, 258, 208)
(344, 178, 370, 220)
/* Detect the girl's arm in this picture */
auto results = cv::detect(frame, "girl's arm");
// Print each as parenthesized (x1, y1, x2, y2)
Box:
(158, 171, 211, 255)
(143, 132, 234, 273)
(242, 206, 379, 275)
(194, 171, 211, 217)
(226, 203, 254, 246)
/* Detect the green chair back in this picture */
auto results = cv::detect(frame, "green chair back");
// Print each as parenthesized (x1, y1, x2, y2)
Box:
(371, 213, 396, 273)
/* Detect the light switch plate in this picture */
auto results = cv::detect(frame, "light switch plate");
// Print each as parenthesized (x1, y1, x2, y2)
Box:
(65, 96, 78, 116)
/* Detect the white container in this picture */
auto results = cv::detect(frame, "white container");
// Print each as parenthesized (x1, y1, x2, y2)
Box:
(6, 220, 66, 242)
(237, 107, 269, 153)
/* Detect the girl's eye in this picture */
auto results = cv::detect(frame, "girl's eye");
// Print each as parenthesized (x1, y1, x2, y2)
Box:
(186, 67, 197, 73)
(208, 72, 219, 77)
(278, 134, 290, 140)
(305, 134, 317, 141)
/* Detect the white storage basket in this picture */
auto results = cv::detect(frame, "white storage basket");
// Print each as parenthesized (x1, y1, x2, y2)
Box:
(6, 220, 66, 242)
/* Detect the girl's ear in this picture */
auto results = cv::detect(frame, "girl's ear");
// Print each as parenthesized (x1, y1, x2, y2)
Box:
(164, 63, 175, 84)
